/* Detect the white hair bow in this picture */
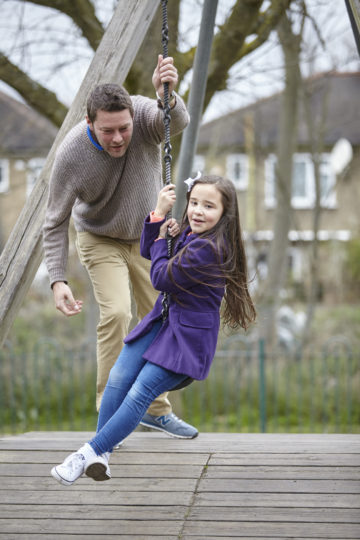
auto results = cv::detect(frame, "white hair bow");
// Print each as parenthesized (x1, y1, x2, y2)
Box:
(184, 171, 202, 192)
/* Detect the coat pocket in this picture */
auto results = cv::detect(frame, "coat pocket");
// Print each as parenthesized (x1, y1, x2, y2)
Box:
(179, 310, 216, 329)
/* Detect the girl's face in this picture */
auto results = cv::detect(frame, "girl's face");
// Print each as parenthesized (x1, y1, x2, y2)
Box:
(187, 183, 224, 234)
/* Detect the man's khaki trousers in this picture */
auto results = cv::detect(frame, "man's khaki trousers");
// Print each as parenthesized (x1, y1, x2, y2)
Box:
(76, 231, 172, 414)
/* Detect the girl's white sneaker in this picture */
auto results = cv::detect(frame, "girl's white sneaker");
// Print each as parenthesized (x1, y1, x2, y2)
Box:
(85, 454, 111, 481)
(51, 452, 86, 486)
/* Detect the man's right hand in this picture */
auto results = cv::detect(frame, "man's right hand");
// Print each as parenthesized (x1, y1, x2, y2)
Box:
(52, 282, 83, 317)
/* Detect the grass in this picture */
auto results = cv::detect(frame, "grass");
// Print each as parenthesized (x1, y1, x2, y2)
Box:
(180, 348, 360, 434)
(1, 301, 359, 434)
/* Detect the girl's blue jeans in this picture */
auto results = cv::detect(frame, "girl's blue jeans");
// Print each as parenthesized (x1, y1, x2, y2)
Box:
(88, 321, 187, 455)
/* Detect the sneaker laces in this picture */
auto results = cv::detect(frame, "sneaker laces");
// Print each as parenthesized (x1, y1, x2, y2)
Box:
(64, 453, 85, 472)
(169, 413, 181, 423)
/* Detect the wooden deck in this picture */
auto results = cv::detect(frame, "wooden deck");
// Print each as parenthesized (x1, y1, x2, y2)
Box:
(0, 432, 359, 539)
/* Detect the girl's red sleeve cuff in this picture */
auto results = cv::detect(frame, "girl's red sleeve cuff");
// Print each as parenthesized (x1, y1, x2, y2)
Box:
(150, 211, 164, 223)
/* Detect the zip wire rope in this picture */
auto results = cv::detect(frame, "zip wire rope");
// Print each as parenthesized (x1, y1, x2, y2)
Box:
(159, 0, 195, 391)
(160, 0, 173, 322)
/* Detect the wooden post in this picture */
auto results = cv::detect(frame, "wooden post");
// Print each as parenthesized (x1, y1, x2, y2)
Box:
(345, 0, 360, 56)
(0, 0, 160, 346)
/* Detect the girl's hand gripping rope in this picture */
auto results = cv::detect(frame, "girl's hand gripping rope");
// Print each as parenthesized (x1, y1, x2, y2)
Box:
(159, 218, 179, 239)
(154, 183, 176, 219)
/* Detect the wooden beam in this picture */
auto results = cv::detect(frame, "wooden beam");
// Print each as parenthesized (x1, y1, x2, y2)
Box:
(345, 0, 360, 56)
(0, 0, 160, 346)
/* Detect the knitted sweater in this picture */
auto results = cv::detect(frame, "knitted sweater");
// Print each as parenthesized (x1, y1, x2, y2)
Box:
(43, 94, 189, 285)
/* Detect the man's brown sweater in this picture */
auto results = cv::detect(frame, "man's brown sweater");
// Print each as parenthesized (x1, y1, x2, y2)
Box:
(43, 94, 189, 285)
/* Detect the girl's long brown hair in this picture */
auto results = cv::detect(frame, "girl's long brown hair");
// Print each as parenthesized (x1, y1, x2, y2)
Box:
(168, 175, 256, 330)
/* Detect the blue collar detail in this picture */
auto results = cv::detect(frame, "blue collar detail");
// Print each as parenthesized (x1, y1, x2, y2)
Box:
(87, 125, 103, 150)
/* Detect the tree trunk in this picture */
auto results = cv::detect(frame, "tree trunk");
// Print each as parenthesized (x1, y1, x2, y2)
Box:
(258, 11, 302, 346)
(300, 78, 329, 348)
(0, 0, 160, 347)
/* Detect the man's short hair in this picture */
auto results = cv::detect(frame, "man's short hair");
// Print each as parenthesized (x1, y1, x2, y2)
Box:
(87, 84, 134, 123)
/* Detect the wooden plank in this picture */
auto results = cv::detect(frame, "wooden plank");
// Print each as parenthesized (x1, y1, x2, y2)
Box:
(4, 431, 360, 444)
(195, 492, 360, 508)
(0, 519, 184, 535)
(0, 476, 197, 491)
(1, 432, 359, 453)
(198, 478, 360, 493)
(0, 536, 180, 540)
(0, 449, 209, 465)
(0, 504, 186, 520)
(4, 462, 358, 480)
(188, 506, 360, 523)
(0, 463, 204, 478)
(183, 538, 359, 540)
(204, 465, 360, 480)
(210, 453, 360, 466)
(2, 490, 193, 506)
(182, 521, 360, 538)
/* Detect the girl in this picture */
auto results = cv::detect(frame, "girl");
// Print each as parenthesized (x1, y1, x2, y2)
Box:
(51, 174, 256, 485)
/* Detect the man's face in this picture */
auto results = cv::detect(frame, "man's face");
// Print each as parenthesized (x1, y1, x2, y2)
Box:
(87, 109, 133, 158)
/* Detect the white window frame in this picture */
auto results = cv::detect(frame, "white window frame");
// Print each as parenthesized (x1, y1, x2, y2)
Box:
(291, 153, 313, 208)
(264, 154, 277, 208)
(264, 152, 336, 209)
(0, 159, 10, 193)
(26, 158, 46, 197)
(226, 153, 248, 191)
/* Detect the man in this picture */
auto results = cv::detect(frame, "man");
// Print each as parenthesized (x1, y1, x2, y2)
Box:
(43, 55, 198, 439)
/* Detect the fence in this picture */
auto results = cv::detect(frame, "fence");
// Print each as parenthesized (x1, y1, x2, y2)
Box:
(0, 335, 359, 434)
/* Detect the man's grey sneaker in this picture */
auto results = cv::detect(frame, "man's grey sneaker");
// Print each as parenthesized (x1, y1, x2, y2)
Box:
(140, 412, 198, 439)
(51, 452, 86, 486)
(85, 454, 111, 482)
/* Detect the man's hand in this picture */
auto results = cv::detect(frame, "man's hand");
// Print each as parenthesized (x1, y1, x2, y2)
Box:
(152, 55, 178, 100)
(52, 282, 83, 317)
(154, 183, 176, 218)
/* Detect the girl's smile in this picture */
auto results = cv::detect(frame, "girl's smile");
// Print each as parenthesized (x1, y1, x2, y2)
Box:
(187, 183, 224, 234)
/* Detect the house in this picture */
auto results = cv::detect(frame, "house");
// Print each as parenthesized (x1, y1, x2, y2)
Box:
(0, 90, 57, 251)
(196, 72, 360, 301)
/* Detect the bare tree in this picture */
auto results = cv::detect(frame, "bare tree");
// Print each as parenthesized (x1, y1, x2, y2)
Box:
(298, 75, 329, 347)
(258, 2, 305, 346)
(0, 0, 292, 126)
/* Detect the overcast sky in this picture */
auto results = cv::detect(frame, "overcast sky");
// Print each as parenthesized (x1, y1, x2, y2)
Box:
(0, 0, 358, 123)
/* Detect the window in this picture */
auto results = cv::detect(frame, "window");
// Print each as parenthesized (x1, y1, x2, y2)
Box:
(0, 159, 10, 193)
(292, 154, 313, 208)
(264, 154, 277, 207)
(26, 158, 46, 197)
(226, 154, 248, 190)
(264, 153, 336, 209)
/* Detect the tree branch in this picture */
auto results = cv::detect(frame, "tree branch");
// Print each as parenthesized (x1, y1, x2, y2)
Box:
(240, 0, 292, 57)
(0, 53, 67, 126)
(203, 0, 292, 110)
(23, 0, 104, 50)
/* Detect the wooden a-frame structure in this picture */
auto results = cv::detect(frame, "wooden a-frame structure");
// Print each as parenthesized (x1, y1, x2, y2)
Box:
(345, 0, 360, 56)
(0, 0, 160, 346)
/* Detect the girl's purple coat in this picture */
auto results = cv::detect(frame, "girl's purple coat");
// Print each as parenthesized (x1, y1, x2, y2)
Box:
(124, 217, 225, 380)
